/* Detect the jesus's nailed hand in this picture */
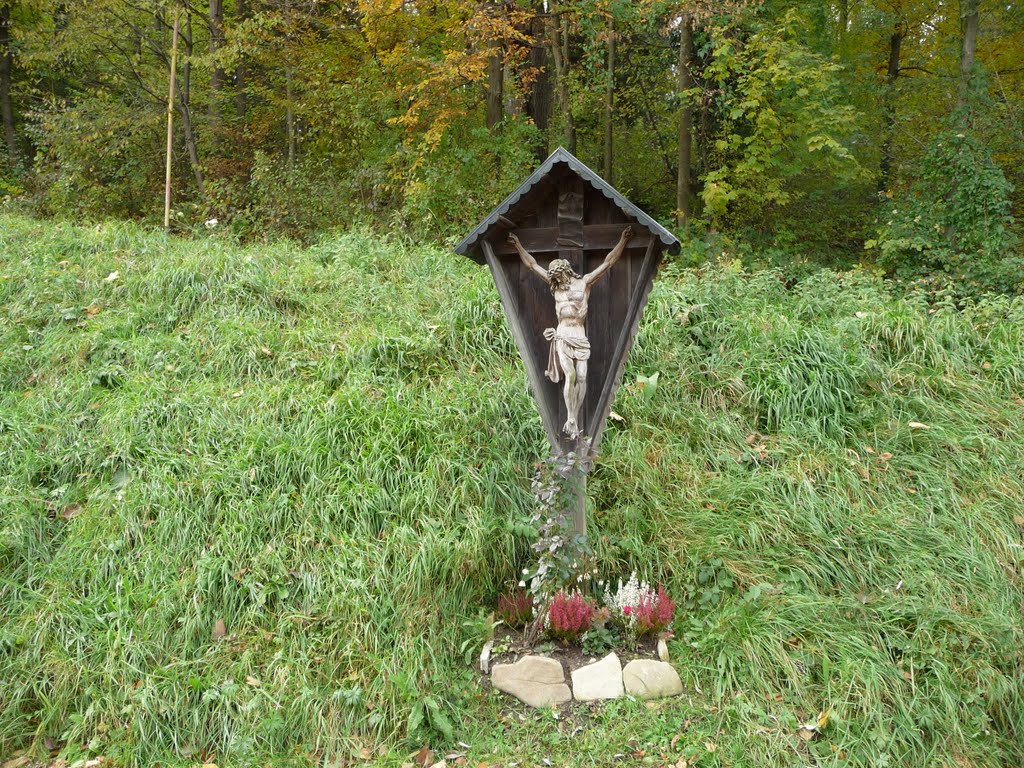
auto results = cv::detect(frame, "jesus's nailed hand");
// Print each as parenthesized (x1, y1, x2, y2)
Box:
(621, 225, 634, 241)
(508, 232, 521, 245)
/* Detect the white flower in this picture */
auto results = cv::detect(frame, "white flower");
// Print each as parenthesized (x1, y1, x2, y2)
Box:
(603, 571, 656, 628)
(205, 217, 219, 229)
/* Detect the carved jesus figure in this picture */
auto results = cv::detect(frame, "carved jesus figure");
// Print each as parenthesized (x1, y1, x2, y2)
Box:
(508, 225, 634, 439)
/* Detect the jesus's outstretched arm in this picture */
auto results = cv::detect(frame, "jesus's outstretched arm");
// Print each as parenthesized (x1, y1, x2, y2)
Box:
(508, 233, 550, 283)
(584, 226, 633, 286)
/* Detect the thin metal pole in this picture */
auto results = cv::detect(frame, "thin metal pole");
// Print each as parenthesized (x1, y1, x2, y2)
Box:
(164, 8, 180, 229)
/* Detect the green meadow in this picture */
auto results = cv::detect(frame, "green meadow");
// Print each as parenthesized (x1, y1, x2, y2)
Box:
(1, 213, 1022, 767)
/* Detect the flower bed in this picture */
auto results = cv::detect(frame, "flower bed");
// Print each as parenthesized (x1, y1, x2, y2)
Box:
(484, 573, 677, 677)
(481, 574, 684, 708)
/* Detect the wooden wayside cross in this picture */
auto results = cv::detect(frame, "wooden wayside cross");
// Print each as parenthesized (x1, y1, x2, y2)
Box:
(455, 148, 680, 536)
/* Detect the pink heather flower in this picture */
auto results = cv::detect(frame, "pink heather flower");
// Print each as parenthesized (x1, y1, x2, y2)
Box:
(623, 606, 632, 616)
(631, 585, 676, 639)
(547, 590, 596, 645)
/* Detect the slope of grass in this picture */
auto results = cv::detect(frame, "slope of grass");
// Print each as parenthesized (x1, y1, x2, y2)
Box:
(1, 213, 1022, 767)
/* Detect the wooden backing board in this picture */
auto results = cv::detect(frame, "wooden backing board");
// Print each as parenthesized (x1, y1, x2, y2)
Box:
(482, 229, 663, 454)
(482, 240, 561, 450)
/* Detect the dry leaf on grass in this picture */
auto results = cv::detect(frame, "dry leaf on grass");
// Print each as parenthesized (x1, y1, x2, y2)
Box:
(798, 708, 832, 741)
(412, 746, 434, 767)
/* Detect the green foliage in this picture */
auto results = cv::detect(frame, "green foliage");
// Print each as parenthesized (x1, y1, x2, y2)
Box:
(521, 446, 593, 641)
(701, 10, 866, 233)
(579, 625, 617, 656)
(398, 120, 541, 239)
(871, 129, 1022, 294)
(245, 153, 364, 240)
(0, 0, 1021, 282)
(28, 95, 164, 221)
(1, 215, 1024, 767)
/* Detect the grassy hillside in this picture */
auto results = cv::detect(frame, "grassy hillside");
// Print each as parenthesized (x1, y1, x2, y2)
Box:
(1, 213, 1023, 768)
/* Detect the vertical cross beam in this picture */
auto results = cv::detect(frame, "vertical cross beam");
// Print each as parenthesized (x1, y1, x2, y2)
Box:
(556, 174, 587, 537)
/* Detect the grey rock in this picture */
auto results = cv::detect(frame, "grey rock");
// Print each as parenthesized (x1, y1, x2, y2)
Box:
(479, 640, 494, 674)
(622, 659, 683, 699)
(492, 655, 571, 708)
(570, 652, 624, 701)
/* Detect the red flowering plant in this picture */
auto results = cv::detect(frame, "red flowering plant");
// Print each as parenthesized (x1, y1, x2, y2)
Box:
(631, 585, 675, 639)
(496, 589, 534, 628)
(546, 590, 595, 645)
(603, 573, 676, 643)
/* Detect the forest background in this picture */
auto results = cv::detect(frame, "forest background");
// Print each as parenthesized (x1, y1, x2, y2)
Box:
(0, 0, 1022, 293)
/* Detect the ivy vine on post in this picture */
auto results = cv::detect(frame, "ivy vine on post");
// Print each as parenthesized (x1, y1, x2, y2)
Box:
(521, 442, 594, 645)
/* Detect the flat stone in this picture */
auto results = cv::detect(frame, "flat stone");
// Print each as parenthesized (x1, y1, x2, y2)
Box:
(492, 655, 571, 708)
(570, 652, 624, 701)
(622, 659, 683, 699)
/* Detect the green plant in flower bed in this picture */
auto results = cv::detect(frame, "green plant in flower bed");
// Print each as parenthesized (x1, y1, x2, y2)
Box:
(2, 214, 1024, 767)
(495, 589, 533, 628)
(580, 626, 618, 656)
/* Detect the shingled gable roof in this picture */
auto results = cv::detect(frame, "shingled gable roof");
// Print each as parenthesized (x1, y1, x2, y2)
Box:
(454, 146, 681, 264)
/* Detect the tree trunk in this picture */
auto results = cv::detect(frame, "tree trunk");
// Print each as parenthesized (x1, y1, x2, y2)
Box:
(503, 57, 522, 117)
(285, 67, 295, 171)
(957, 0, 979, 113)
(177, 7, 204, 194)
(699, 95, 709, 176)
(209, 0, 224, 132)
(178, 100, 204, 194)
(486, 50, 502, 129)
(676, 14, 694, 227)
(603, 18, 614, 183)
(235, 0, 248, 121)
(878, 26, 903, 191)
(182, 10, 192, 104)
(165, 9, 179, 228)
(0, 2, 17, 166)
(839, 0, 849, 37)
(525, 5, 550, 162)
(548, 11, 574, 152)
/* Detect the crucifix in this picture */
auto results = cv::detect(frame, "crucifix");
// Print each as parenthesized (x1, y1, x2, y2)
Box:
(454, 148, 680, 537)
(508, 226, 634, 439)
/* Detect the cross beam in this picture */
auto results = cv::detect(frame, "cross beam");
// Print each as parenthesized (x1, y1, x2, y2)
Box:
(489, 224, 652, 256)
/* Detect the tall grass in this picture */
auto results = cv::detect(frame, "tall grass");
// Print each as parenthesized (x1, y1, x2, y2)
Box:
(1, 215, 1022, 767)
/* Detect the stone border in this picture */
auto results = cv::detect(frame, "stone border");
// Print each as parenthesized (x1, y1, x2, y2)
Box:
(488, 652, 683, 708)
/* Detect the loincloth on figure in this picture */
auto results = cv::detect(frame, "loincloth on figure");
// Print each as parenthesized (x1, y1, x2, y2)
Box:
(544, 328, 591, 383)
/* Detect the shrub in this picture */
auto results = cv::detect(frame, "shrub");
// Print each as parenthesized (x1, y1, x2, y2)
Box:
(871, 128, 1021, 295)
(547, 591, 595, 645)
(631, 585, 676, 639)
(496, 589, 533, 628)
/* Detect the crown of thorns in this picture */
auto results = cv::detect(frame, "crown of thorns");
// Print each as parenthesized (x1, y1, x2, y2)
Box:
(548, 259, 577, 281)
